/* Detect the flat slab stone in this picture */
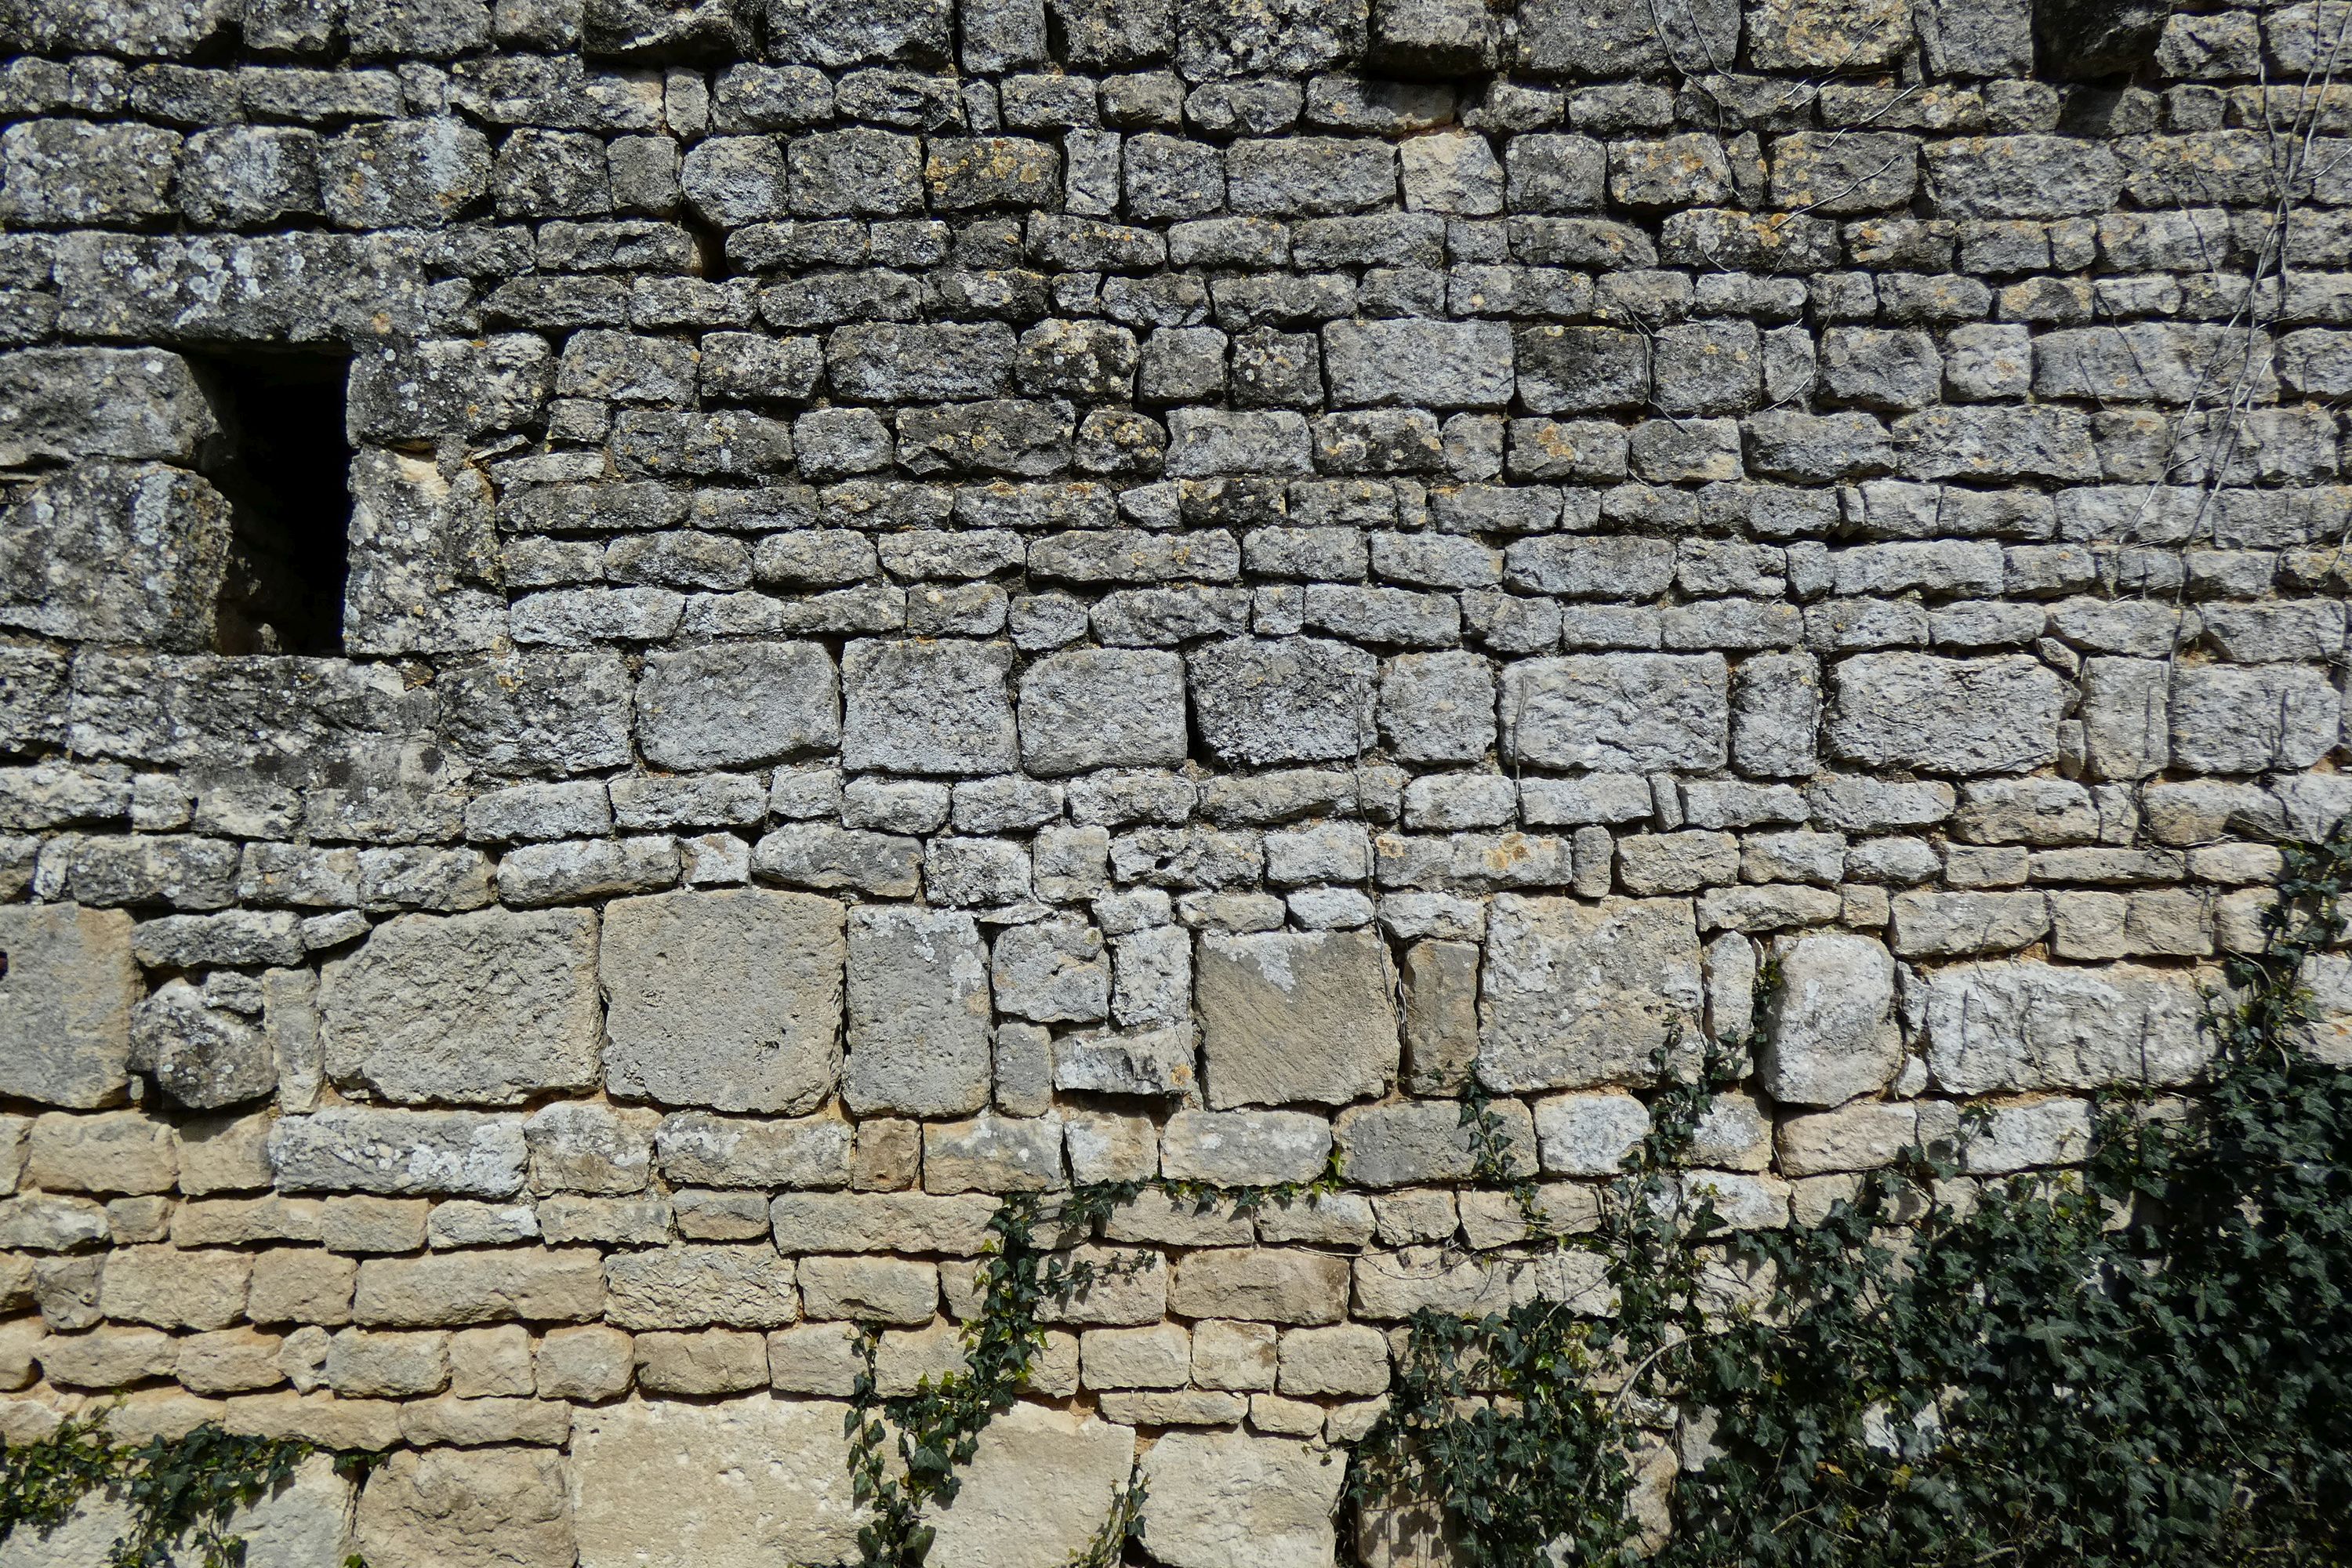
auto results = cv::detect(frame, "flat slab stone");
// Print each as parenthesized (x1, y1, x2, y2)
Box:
(322, 908, 601, 1105)
(921, 1402, 1138, 1568)
(1478, 895, 1703, 1092)
(0, 903, 136, 1108)
(572, 1396, 866, 1568)
(1196, 929, 1399, 1108)
(1137, 1428, 1346, 1568)
(601, 888, 845, 1114)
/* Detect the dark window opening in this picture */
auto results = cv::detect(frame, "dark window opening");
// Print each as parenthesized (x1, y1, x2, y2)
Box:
(191, 348, 354, 656)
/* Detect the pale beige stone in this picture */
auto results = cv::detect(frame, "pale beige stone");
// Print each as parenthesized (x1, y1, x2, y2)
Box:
(176, 1111, 275, 1194)
(637, 1329, 771, 1394)
(1037, 1245, 1169, 1326)
(536, 1323, 635, 1402)
(766, 1321, 862, 1396)
(401, 1394, 572, 1446)
(1138, 1428, 1348, 1568)
(26, 1110, 176, 1193)
(249, 1248, 357, 1325)
(797, 1255, 936, 1324)
(1278, 1324, 1390, 1396)
(1192, 1319, 1277, 1391)
(0, 1316, 45, 1391)
(326, 1329, 449, 1397)
(604, 1245, 797, 1330)
(451, 1324, 535, 1396)
(571, 1396, 867, 1568)
(356, 1446, 574, 1568)
(1196, 929, 1401, 1108)
(1169, 1248, 1349, 1325)
(38, 1324, 176, 1387)
(100, 1244, 249, 1330)
(176, 1327, 284, 1394)
(1080, 1323, 1189, 1388)
(1250, 1392, 1325, 1436)
(353, 1247, 604, 1327)
(922, 1402, 1138, 1568)
(220, 1391, 403, 1451)
(1096, 1389, 1248, 1425)
(769, 1191, 1002, 1254)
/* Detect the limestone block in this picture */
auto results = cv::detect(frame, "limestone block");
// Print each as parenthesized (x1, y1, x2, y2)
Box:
(101, 1244, 248, 1330)
(1168, 1248, 1349, 1324)
(26, 1110, 175, 1193)
(841, 638, 1018, 775)
(601, 889, 846, 1114)
(536, 1324, 634, 1401)
(767, 1192, 1001, 1254)
(343, 452, 503, 657)
(269, 1109, 526, 1198)
(1081, 1323, 1190, 1388)
(1501, 654, 1730, 771)
(634, 641, 839, 770)
(923, 1113, 1065, 1192)
(1336, 1099, 1535, 1187)
(321, 909, 601, 1105)
(922, 1402, 1138, 1568)
(606, 1245, 799, 1330)
(1533, 1091, 1651, 1176)
(637, 1330, 771, 1394)
(0, 463, 231, 650)
(797, 1256, 937, 1323)
(1189, 637, 1378, 766)
(1960, 1098, 2092, 1174)
(0, 904, 136, 1108)
(570, 1396, 866, 1568)
(1018, 648, 1189, 774)
(525, 1103, 657, 1195)
(131, 978, 274, 1110)
(1196, 929, 1400, 1108)
(1922, 961, 2209, 1094)
(1160, 1109, 1332, 1185)
(1478, 896, 1704, 1092)
(1759, 934, 1901, 1108)
(845, 906, 993, 1116)
(993, 920, 1111, 1024)
(1137, 1429, 1347, 1568)
(0, 348, 216, 466)
(356, 1447, 573, 1568)
(1826, 653, 2065, 776)
(1279, 1323, 1389, 1396)
(352, 1247, 604, 1327)
(654, 1112, 853, 1189)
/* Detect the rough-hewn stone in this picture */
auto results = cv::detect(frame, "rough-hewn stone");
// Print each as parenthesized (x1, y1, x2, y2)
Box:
(1479, 897, 1704, 1091)
(1196, 929, 1400, 1108)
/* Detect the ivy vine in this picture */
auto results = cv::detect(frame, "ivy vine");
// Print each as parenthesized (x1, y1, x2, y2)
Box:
(9, 837, 2349, 1568)
(0, 1409, 376, 1568)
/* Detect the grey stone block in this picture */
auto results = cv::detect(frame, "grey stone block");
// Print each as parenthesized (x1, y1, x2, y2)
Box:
(1018, 649, 1189, 775)
(1190, 637, 1377, 765)
(1196, 928, 1399, 1108)
(845, 906, 992, 1116)
(635, 641, 838, 770)
(1478, 895, 1703, 1091)
(1826, 653, 2065, 775)
(842, 639, 1018, 776)
(0, 904, 136, 1109)
(321, 909, 602, 1106)
(601, 889, 845, 1114)
(1501, 653, 1730, 771)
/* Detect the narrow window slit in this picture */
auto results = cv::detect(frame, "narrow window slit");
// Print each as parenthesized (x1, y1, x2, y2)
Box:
(188, 347, 354, 656)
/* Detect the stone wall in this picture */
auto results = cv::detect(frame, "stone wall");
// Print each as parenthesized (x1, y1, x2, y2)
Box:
(0, 0, 2347, 1560)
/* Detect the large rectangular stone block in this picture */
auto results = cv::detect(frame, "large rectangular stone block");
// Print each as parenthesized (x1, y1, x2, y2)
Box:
(1922, 960, 2208, 1094)
(1501, 654, 1730, 771)
(602, 890, 845, 1115)
(571, 1396, 866, 1568)
(0, 904, 136, 1109)
(1479, 895, 1703, 1091)
(0, 463, 231, 651)
(1196, 929, 1399, 1108)
(322, 909, 602, 1105)
(1826, 653, 2065, 776)
(844, 906, 993, 1115)
(842, 639, 1018, 776)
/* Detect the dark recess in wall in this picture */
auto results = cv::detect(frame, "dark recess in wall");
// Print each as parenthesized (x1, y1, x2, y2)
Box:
(190, 349, 354, 657)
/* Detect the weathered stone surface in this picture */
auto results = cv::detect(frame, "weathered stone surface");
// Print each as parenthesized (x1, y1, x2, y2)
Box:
(1018, 649, 1189, 774)
(605, 1245, 799, 1329)
(637, 642, 840, 769)
(354, 1247, 604, 1326)
(655, 1112, 854, 1189)
(572, 1396, 865, 1567)
(131, 978, 275, 1109)
(842, 640, 1018, 776)
(1502, 655, 1730, 771)
(845, 906, 993, 1115)
(1922, 961, 2209, 1094)
(601, 889, 845, 1114)
(1827, 655, 2065, 775)
(0, 463, 231, 650)
(1759, 934, 1901, 1107)
(1479, 896, 1703, 1091)
(268, 1109, 527, 1197)
(322, 909, 601, 1105)
(1161, 1109, 1333, 1185)
(1196, 929, 1400, 1108)
(1190, 637, 1378, 765)
(1138, 1429, 1347, 1568)
(356, 1447, 572, 1568)
(922, 1402, 1137, 1567)
(0, 905, 136, 1109)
